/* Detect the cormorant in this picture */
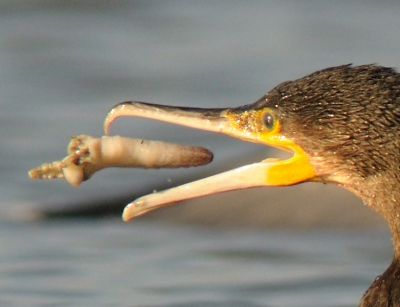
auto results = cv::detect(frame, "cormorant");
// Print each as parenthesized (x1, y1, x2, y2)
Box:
(98, 64, 400, 306)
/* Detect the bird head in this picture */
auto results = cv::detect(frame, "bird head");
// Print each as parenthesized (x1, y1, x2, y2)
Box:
(104, 64, 400, 225)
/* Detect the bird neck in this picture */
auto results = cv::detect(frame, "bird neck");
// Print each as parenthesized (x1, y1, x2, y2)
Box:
(391, 225, 400, 258)
(351, 175, 400, 256)
(355, 176, 400, 307)
(359, 257, 400, 307)
(377, 195, 400, 258)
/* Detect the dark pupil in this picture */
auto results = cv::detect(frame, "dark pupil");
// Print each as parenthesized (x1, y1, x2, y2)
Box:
(264, 113, 274, 130)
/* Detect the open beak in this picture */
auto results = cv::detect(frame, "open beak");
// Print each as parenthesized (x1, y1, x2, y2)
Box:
(104, 101, 317, 222)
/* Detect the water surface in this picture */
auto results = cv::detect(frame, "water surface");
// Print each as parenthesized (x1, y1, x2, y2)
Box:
(0, 220, 392, 307)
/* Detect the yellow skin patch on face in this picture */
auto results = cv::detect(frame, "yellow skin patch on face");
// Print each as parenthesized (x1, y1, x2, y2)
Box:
(227, 109, 266, 134)
(266, 148, 318, 186)
(225, 107, 318, 186)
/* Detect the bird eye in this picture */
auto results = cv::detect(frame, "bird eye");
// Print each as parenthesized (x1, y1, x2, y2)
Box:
(263, 112, 275, 130)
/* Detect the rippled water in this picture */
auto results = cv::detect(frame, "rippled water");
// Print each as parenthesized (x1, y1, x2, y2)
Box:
(2, 1, 400, 306)
(0, 220, 392, 307)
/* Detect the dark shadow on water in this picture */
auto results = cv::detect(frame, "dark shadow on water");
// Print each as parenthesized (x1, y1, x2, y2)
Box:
(138, 301, 354, 307)
(138, 301, 268, 307)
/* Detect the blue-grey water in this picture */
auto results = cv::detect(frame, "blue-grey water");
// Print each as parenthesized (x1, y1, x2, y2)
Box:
(2, 1, 400, 306)
(0, 220, 393, 307)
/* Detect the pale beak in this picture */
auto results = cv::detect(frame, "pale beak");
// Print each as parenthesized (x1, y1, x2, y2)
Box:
(104, 101, 316, 222)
